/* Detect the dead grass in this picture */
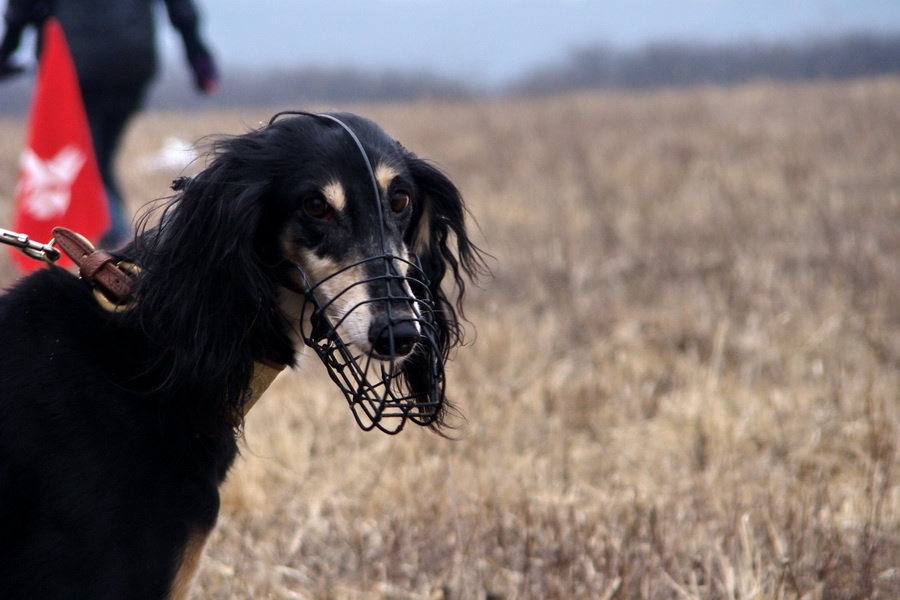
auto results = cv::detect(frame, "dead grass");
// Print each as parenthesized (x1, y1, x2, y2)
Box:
(1, 78, 898, 599)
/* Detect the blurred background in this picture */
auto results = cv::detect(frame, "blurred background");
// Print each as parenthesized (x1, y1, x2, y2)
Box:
(1, 0, 900, 112)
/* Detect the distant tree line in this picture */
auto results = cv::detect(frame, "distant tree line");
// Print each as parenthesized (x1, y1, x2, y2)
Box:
(145, 66, 473, 111)
(0, 65, 472, 115)
(1, 33, 899, 114)
(510, 34, 900, 94)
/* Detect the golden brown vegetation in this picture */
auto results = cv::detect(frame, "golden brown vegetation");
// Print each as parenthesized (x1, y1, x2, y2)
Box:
(1, 78, 898, 599)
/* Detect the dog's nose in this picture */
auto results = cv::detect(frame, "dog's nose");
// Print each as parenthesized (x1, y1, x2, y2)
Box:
(369, 320, 421, 358)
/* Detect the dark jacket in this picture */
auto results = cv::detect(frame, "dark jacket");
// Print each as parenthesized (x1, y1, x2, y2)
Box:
(1, 0, 207, 90)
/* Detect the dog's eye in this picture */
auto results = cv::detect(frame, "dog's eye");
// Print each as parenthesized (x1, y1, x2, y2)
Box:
(303, 196, 332, 219)
(390, 191, 411, 213)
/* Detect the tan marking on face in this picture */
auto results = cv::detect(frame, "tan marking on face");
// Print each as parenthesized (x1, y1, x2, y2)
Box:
(295, 250, 373, 351)
(168, 528, 210, 600)
(375, 164, 399, 193)
(322, 180, 346, 212)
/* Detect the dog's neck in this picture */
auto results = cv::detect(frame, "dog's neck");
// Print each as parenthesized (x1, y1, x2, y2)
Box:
(53, 226, 290, 419)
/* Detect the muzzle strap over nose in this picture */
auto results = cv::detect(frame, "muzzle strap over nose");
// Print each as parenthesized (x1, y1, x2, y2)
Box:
(270, 111, 447, 434)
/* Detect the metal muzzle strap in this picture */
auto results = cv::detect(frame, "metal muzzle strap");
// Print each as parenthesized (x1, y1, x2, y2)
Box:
(294, 253, 445, 434)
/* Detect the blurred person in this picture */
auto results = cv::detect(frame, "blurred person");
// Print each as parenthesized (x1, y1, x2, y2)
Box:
(0, 0, 219, 247)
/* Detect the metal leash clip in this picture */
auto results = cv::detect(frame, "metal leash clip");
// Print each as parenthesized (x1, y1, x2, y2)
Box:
(0, 227, 61, 263)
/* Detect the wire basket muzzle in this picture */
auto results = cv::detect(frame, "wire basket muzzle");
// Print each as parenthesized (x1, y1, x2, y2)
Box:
(296, 254, 445, 434)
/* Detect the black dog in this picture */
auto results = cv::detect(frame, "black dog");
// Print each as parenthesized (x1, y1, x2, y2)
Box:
(0, 112, 482, 599)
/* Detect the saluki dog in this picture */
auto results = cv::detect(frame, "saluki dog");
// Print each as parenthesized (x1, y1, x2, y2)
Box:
(0, 112, 482, 599)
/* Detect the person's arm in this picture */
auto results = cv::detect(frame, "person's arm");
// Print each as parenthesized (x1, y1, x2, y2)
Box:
(162, 0, 219, 93)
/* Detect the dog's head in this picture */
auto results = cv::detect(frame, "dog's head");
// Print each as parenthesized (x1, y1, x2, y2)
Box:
(133, 112, 483, 432)
(270, 114, 442, 358)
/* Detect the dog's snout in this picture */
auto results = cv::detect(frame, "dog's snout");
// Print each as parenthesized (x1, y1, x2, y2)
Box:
(369, 319, 420, 358)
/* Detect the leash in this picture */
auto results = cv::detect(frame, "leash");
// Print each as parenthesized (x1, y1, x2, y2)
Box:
(0, 226, 137, 309)
(0, 227, 61, 262)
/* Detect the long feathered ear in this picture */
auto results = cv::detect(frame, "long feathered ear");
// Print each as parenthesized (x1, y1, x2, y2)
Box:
(130, 133, 292, 430)
(402, 155, 486, 429)
(406, 155, 485, 329)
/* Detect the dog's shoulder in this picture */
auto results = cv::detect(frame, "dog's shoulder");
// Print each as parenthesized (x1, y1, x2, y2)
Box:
(0, 266, 99, 317)
(0, 265, 231, 598)
(0, 266, 136, 404)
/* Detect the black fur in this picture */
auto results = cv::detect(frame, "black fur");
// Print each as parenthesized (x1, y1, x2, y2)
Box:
(0, 113, 483, 598)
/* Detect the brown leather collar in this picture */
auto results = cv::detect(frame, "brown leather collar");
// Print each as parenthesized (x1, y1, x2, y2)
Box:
(52, 227, 137, 310)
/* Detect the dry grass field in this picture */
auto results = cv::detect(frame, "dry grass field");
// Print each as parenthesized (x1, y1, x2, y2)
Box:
(1, 78, 898, 599)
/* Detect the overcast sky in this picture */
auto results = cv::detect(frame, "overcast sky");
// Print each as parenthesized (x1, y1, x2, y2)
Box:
(159, 0, 900, 84)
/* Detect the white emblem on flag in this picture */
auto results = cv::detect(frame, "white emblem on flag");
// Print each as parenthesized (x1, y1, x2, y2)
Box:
(18, 145, 87, 220)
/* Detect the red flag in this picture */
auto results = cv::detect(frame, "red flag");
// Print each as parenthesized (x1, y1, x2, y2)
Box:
(9, 18, 109, 272)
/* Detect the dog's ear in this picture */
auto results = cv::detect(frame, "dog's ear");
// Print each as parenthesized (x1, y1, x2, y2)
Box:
(405, 154, 484, 320)
(131, 131, 290, 428)
(401, 154, 486, 429)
